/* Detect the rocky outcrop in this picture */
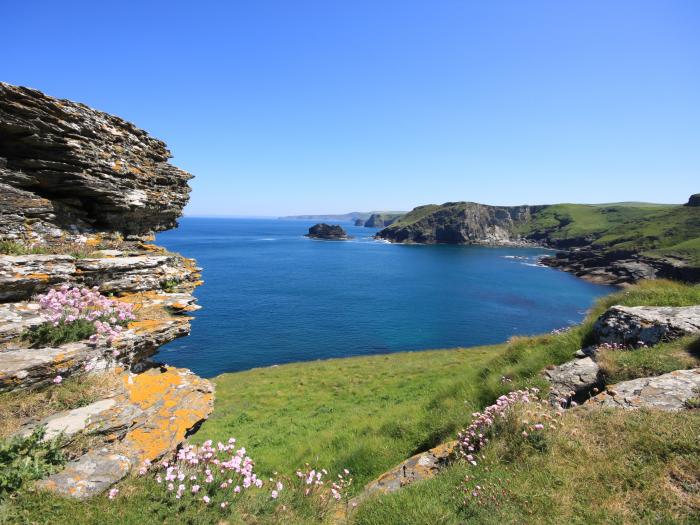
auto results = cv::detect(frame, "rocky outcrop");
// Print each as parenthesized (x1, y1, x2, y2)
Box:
(543, 357, 602, 405)
(376, 202, 541, 245)
(592, 305, 700, 347)
(0, 83, 211, 499)
(305, 223, 351, 240)
(686, 194, 700, 207)
(588, 369, 700, 411)
(0, 82, 192, 241)
(354, 218, 365, 226)
(540, 249, 700, 285)
(33, 366, 213, 498)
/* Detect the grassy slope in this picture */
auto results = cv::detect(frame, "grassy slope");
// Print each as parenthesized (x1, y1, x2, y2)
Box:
(519, 203, 700, 262)
(3, 281, 700, 524)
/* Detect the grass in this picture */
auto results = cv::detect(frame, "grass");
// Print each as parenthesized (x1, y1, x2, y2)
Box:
(2, 280, 699, 523)
(21, 319, 97, 348)
(353, 408, 700, 524)
(597, 335, 700, 384)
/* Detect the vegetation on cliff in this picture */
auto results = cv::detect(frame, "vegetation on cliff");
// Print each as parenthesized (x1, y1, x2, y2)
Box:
(379, 200, 700, 283)
(4, 280, 699, 523)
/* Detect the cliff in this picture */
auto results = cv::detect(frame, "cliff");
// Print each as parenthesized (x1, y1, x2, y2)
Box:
(0, 83, 212, 498)
(377, 202, 542, 245)
(377, 200, 700, 285)
(363, 212, 403, 228)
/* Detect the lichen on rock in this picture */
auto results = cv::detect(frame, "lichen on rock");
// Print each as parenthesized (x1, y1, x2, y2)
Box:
(0, 82, 212, 499)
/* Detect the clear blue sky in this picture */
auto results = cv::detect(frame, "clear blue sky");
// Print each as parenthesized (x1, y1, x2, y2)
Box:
(4, 1, 699, 216)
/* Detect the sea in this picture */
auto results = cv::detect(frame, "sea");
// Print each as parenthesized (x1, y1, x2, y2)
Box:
(155, 218, 613, 377)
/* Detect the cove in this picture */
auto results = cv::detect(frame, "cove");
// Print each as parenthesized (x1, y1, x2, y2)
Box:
(156, 218, 613, 377)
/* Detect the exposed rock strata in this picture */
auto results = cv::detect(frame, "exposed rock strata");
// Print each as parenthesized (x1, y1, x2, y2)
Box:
(592, 305, 700, 347)
(0, 82, 192, 240)
(588, 369, 700, 411)
(0, 83, 211, 499)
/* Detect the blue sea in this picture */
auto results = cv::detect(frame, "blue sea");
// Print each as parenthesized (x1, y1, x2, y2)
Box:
(156, 218, 613, 378)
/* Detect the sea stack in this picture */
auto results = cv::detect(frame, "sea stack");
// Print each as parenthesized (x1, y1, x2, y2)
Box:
(306, 223, 351, 240)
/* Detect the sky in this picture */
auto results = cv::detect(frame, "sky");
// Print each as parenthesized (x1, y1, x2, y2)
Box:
(3, 1, 699, 216)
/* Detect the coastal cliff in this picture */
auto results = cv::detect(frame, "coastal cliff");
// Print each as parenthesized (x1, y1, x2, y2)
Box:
(0, 83, 212, 498)
(378, 200, 700, 285)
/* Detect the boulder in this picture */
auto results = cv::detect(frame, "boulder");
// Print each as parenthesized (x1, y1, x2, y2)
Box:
(543, 357, 602, 405)
(592, 305, 700, 347)
(305, 223, 351, 240)
(588, 368, 700, 411)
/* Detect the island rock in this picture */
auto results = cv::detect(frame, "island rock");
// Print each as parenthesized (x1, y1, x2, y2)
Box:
(305, 223, 351, 240)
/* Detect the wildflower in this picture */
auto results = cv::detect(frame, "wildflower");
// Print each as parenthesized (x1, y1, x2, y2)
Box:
(271, 490, 278, 499)
(107, 488, 119, 499)
(202, 495, 210, 504)
(53, 375, 63, 384)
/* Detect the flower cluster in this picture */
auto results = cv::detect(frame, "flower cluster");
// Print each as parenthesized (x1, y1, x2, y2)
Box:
(37, 285, 135, 346)
(457, 388, 562, 466)
(294, 465, 352, 501)
(145, 438, 280, 508)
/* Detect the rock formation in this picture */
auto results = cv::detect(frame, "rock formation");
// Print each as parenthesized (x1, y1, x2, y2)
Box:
(588, 369, 700, 411)
(305, 223, 351, 240)
(543, 357, 602, 405)
(686, 194, 700, 207)
(0, 83, 192, 240)
(0, 83, 212, 497)
(592, 305, 700, 347)
(354, 218, 365, 226)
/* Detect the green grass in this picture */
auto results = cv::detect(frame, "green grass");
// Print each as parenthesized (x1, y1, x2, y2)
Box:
(3, 280, 700, 523)
(21, 320, 97, 348)
(597, 335, 700, 384)
(354, 409, 700, 525)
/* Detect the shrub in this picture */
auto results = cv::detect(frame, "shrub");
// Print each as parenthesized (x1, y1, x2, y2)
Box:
(0, 427, 65, 498)
(22, 286, 135, 348)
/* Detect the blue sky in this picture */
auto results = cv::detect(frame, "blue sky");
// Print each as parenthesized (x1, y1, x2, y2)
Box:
(4, 1, 699, 216)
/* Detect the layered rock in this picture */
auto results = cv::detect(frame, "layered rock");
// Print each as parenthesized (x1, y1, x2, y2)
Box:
(0, 83, 211, 498)
(0, 82, 192, 240)
(592, 305, 700, 347)
(305, 223, 351, 240)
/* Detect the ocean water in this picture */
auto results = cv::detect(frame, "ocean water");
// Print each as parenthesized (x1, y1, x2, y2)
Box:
(156, 218, 613, 378)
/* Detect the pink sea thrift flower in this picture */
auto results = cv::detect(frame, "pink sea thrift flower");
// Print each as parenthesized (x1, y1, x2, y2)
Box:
(53, 375, 62, 384)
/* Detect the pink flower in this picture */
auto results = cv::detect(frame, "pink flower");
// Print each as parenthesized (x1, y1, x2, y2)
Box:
(107, 488, 119, 499)
(53, 375, 63, 384)
(202, 495, 210, 504)
(271, 490, 278, 499)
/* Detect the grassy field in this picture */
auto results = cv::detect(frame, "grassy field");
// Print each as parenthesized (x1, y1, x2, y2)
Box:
(2, 281, 700, 524)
